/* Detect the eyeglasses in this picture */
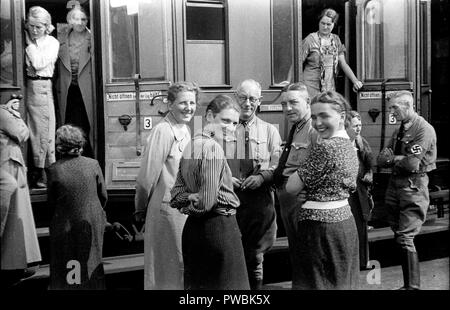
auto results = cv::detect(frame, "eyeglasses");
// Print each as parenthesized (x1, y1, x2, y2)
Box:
(237, 95, 261, 104)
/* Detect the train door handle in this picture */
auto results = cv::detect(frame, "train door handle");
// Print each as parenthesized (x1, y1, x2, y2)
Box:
(368, 108, 381, 122)
(134, 74, 142, 156)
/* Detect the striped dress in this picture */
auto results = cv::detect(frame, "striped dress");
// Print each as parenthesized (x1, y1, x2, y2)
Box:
(171, 130, 250, 290)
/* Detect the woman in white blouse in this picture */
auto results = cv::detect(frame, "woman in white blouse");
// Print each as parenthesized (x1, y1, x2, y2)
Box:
(24, 6, 59, 188)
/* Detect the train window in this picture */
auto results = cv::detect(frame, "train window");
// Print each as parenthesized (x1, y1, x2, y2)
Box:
(186, 6, 225, 40)
(272, 0, 294, 85)
(362, 0, 408, 80)
(0, 0, 16, 87)
(108, 1, 170, 82)
(185, 1, 227, 86)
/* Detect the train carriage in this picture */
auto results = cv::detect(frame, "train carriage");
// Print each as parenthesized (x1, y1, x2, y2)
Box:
(1, 0, 448, 279)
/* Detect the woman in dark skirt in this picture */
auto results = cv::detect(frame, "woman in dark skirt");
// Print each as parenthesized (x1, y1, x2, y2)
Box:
(348, 110, 374, 270)
(48, 125, 107, 289)
(171, 95, 250, 290)
(286, 91, 359, 290)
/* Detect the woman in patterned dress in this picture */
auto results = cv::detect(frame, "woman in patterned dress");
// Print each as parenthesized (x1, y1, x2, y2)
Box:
(301, 8, 363, 97)
(286, 91, 359, 289)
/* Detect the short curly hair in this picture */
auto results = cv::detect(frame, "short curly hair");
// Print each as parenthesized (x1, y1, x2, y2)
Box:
(55, 124, 86, 156)
(167, 81, 200, 103)
(206, 94, 241, 117)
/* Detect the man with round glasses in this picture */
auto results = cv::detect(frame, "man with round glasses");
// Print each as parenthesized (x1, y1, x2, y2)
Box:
(228, 79, 282, 290)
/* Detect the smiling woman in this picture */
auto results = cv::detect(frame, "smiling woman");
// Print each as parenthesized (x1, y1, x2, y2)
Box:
(286, 90, 360, 290)
(171, 95, 249, 290)
(134, 81, 199, 290)
(301, 8, 363, 97)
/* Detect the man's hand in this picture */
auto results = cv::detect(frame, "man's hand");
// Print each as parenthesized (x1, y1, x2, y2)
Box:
(378, 147, 395, 166)
(188, 193, 199, 206)
(296, 190, 307, 204)
(232, 177, 243, 189)
(240, 175, 264, 191)
(361, 171, 373, 184)
(131, 223, 145, 242)
(5, 99, 20, 112)
(133, 210, 146, 224)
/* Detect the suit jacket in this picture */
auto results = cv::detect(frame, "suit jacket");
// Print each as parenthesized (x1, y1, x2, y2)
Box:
(58, 27, 93, 146)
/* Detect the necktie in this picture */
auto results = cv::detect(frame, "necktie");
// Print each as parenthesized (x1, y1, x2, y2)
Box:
(394, 122, 405, 155)
(273, 122, 297, 186)
(240, 122, 254, 178)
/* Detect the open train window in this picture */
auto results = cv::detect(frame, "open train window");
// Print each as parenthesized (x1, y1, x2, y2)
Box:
(107, 0, 171, 82)
(271, 0, 294, 86)
(0, 0, 16, 87)
(185, 0, 228, 86)
(362, 0, 409, 81)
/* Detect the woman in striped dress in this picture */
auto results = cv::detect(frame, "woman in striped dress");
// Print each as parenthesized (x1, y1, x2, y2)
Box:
(171, 95, 249, 290)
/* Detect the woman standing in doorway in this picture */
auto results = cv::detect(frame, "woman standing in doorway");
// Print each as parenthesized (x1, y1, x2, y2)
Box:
(301, 8, 363, 97)
(58, 6, 94, 158)
(25, 6, 59, 188)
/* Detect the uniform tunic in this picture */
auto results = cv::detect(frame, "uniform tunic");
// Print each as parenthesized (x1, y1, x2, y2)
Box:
(0, 106, 41, 269)
(227, 116, 281, 282)
(377, 113, 437, 252)
(273, 117, 318, 288)
(135, 112, 190, 290)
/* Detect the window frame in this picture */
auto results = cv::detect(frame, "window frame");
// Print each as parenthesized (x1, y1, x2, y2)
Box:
(104, 0, 173, 84)
(0, 0, 18, 89)
(184, 0, 230, 88)
(360, 0, 411, 82)
(270, 0, 298, 87)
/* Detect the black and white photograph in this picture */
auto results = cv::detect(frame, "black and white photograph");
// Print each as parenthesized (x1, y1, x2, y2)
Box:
(1, 0, 448, 303)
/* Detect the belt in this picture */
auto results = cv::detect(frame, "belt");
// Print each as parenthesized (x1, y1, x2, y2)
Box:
(28, 75, 52, 80)
(392, 171, 427, 177)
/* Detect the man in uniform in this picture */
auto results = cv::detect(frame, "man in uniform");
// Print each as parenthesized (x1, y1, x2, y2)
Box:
(272, 82, 318, 289)
(227, 79, 282, 290)
(377, 90, 437, 290)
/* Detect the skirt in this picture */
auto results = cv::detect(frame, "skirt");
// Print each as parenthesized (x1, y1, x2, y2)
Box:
(26, 79, 56, 168)
(182, 212, 250, 290)
(295, 215, 359, 290)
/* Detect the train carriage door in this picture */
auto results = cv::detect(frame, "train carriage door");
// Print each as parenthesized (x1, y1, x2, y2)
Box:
(352, 0, 418, 166)
(1, 0, 25, 114)
(100, 0, 174, 190)
(417, 0, 431, 121)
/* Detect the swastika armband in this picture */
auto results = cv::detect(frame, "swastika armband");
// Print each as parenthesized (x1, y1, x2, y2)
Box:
(410, 144, 423, 155)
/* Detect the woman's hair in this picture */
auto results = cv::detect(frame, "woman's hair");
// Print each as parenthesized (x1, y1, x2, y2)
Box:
(311, 91, 351, 127)
(26, 6, 55, 34)
(167, 81, 200, 103)
(349, 110, 361, 120)
(55, 124, 85, 156)
(66, 6, 88, 24)
(206, 94, 241, 117)
(318, 8, 339, 24)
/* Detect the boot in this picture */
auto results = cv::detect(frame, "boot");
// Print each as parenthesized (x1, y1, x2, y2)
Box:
(34, 168, 46, 188)
(399, 250, 420, 290)
(250, 278, 263, 290)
